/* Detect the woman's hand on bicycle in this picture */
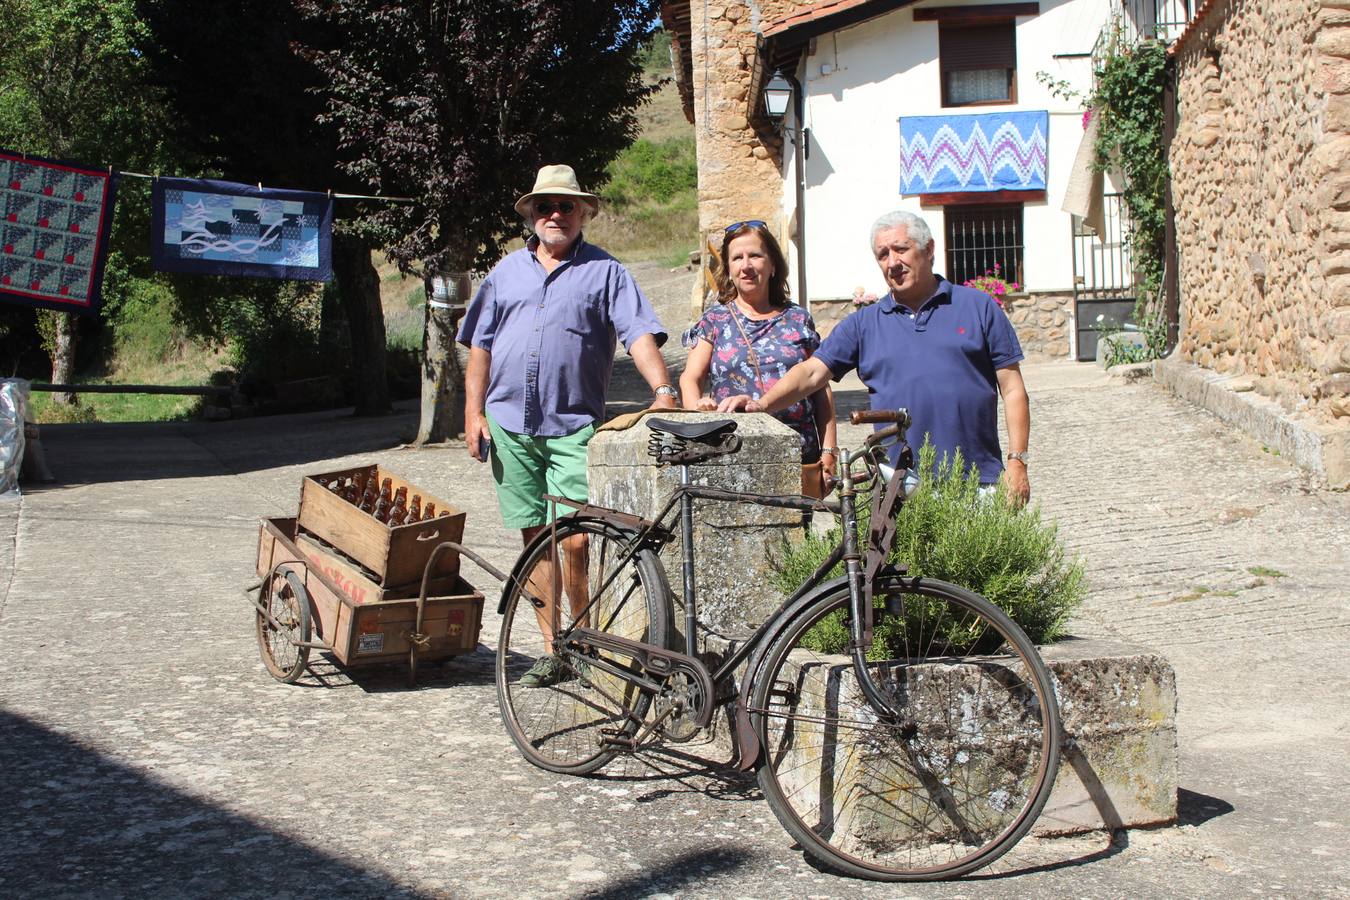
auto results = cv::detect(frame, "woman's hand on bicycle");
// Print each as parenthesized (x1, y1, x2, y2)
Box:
(716, 393, 762, 413)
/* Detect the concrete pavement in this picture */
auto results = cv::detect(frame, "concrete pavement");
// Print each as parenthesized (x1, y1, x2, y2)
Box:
(1, 339, 1348, 896)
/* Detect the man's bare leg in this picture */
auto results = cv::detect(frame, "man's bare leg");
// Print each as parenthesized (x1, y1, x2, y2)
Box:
(520, 524, 591, 652)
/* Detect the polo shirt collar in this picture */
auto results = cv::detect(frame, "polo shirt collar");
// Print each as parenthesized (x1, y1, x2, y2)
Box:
(880, 276, 952, 316)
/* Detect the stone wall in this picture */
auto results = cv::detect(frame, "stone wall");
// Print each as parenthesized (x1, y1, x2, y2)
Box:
(687, 1, 802, 313)
(1004, 291, 1073, 357)
(1170, 0, 1350, 423)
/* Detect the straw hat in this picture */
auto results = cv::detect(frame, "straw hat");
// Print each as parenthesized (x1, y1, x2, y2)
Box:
(514, 164, 600, 218)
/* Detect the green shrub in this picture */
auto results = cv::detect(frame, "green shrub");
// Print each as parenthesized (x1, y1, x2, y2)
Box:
(600, 137, 697, 207)
(770, 442, 1085, 656)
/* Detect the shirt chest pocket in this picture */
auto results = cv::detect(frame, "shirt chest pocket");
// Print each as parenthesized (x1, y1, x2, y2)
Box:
(561, 291, 608, 334)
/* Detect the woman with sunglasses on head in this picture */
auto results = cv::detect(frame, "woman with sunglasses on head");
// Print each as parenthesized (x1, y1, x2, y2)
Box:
(679, 221, 838, 496)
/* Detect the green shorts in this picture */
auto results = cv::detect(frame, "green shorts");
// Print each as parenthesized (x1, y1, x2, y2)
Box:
(487, 416, 595, 529)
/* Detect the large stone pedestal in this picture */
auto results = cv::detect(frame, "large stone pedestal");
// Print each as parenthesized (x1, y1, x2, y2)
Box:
(588, 412, 802, 635)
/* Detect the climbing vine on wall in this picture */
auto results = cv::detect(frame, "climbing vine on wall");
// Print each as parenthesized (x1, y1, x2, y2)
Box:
(1092, 35, 1170, 361)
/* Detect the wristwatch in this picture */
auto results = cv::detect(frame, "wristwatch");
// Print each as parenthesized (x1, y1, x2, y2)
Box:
(1006, 450, 1030, 464)
(654, 384, 678, 398)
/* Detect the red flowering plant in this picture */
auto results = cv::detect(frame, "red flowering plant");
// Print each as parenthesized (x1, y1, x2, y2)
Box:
(963, 263, 1021, 307)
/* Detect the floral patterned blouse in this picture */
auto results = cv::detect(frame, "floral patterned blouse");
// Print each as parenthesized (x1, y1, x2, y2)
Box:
(682, 302, 823, 462)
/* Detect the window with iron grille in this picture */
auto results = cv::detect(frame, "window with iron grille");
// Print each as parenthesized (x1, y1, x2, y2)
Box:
(940, 21, 1016, 106)
(944, 204, 1024, 287)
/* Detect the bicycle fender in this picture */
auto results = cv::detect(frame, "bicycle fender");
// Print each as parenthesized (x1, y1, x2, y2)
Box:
(732, 566, 907, 771)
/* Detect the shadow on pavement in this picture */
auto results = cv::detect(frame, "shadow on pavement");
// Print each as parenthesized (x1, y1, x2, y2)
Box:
(25, 402, 423, 486)
(576, 846, 754, 899)
(1176, 787, 1235, 826)
(0, 709, 428, 898)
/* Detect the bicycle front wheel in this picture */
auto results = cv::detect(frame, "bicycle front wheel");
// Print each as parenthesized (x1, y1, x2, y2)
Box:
(496, 517, 672, 775)
(750, 575, 1060, 881)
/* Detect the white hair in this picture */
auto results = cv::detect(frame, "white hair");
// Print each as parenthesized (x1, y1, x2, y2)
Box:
(869, 210, 933, 249)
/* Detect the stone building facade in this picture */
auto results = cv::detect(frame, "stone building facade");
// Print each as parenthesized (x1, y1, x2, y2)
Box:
(665, 0, 797, 308)
(1170, 0, 1350, 426)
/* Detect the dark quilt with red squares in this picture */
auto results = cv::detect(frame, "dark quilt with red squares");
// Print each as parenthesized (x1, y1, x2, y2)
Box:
(1, 149, 118, 316)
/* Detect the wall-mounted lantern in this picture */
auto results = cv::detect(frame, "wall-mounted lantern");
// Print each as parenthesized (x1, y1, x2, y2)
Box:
(764, 72, 794, 120)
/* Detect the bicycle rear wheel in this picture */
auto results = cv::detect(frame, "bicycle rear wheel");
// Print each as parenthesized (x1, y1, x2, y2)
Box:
(750, 575, 1060, 881)
(496, 517, 672, 775)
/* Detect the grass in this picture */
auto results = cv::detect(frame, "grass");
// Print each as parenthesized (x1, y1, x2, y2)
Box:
(1247, 565, 1287, 579)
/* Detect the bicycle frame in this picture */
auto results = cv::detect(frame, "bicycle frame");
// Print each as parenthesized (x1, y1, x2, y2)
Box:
(523, 415, 912, 765)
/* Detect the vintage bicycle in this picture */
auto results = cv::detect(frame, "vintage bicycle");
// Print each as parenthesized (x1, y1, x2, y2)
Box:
(493, 409, 1061, 881)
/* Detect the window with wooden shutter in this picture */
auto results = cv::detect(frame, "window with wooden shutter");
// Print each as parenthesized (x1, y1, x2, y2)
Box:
(940, 21, 1016, 106)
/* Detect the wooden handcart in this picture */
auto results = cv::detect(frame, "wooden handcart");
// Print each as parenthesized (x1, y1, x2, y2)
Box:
(246, 465, 507, 686)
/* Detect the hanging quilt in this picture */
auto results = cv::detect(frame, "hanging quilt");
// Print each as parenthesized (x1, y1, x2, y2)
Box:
(0, 149, 118, 316)
(899, 111, 1048, 194)
(151, 177, 332, 281)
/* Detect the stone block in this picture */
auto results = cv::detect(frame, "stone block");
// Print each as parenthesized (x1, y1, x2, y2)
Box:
(588, 412, 806, 633)
(1037, 640, 1178, 833)
(762, 637, 1177, 842)
(1316, 27, 1350, 58)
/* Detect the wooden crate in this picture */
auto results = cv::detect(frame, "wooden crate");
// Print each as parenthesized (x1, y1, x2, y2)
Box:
(297, 464, 466, 587)
(295, 532, 462, 603)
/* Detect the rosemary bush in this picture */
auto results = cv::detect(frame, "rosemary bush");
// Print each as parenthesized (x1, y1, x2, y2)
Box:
(770, 442, 1085, 657)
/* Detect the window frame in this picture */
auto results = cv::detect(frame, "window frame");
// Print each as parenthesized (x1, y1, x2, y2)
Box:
(938, 18, 1018, 108)
(943, 202, 1026, 289)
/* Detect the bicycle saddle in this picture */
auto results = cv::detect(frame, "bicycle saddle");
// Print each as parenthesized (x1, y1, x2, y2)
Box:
(645, 418, 738, 441)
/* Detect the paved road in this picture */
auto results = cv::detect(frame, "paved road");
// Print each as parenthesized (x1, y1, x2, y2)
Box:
(1, 278, 1347, 897)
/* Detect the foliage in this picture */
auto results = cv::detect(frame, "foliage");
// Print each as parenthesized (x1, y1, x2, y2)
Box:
(600, 137, 697, 206)
(0, 0, 176, 389)
(292, 0, 662, 274)
(638, 27, 673, 74)
(1097, 320, 1151, 368)
(1091, 34, 1170, 361)
(770, 442, 1085, 656)
(963, 263, 1021, 307)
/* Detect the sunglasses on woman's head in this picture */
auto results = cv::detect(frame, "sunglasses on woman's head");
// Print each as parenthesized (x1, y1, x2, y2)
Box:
(724, 219, 767, 233)
(534, 199, 577, 216)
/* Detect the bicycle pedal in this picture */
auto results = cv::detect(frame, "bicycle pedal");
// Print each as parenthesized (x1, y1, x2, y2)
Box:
(598, 728, 636, 750)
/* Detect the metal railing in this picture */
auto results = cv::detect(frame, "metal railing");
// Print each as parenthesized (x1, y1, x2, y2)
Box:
(944, 204, 1024, 288)
(1093, 0, 1192, 70)
(1072, 192, 1136, 300)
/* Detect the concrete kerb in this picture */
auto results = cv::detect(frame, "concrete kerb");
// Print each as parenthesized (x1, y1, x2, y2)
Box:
(1154, 356, 1350, 488)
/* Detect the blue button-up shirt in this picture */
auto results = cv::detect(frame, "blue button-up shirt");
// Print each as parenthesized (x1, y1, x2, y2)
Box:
(456, 237, 667, 436)
(814, 277, 1023, 483)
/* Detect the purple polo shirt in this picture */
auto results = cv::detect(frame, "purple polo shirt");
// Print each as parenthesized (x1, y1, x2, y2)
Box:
(456, 236, 667, 437)
(814, 277, 1023, 483)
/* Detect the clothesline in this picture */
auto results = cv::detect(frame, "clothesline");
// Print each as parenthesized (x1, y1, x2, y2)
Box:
(117, 169, 415, 203)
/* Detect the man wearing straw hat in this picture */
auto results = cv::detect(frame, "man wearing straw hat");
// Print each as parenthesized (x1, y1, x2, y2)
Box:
(458, 163, 677, 687)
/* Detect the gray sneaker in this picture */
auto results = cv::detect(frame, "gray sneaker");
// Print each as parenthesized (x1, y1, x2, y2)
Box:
(519, 654, 569, 688)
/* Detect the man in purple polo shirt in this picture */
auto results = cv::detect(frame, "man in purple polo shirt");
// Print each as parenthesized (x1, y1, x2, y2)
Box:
(718, 209, 1031, 504)
(458, 163, 677, 687)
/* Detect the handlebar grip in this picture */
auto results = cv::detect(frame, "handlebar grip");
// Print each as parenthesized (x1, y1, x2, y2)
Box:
(850, 408, 911, 427)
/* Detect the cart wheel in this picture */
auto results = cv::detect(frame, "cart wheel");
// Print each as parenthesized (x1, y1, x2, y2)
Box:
(256, 563, 312, 683)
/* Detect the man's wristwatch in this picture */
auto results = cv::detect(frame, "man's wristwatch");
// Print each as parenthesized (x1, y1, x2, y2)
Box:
(1006, 450, 1030, 464)
(654, 384, 677, 398)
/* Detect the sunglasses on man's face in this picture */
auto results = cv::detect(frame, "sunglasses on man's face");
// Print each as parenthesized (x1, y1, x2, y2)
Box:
(724, 219, 767, 233)
(534, 199, 577, 217)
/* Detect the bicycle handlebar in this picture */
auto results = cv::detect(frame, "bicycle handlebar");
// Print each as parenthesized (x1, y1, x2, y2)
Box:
(850, 408, 910, 427)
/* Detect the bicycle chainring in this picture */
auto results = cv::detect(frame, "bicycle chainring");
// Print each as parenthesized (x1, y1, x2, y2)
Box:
(655, 671, 708, 743)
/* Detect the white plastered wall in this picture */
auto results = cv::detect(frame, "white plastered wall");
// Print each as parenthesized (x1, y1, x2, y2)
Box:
(781, 0, 1111, 302)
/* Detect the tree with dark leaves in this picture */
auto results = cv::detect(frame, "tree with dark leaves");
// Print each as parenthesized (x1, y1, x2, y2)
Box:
(294, 0, 659, 442)
(138, 0, 392, 416)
